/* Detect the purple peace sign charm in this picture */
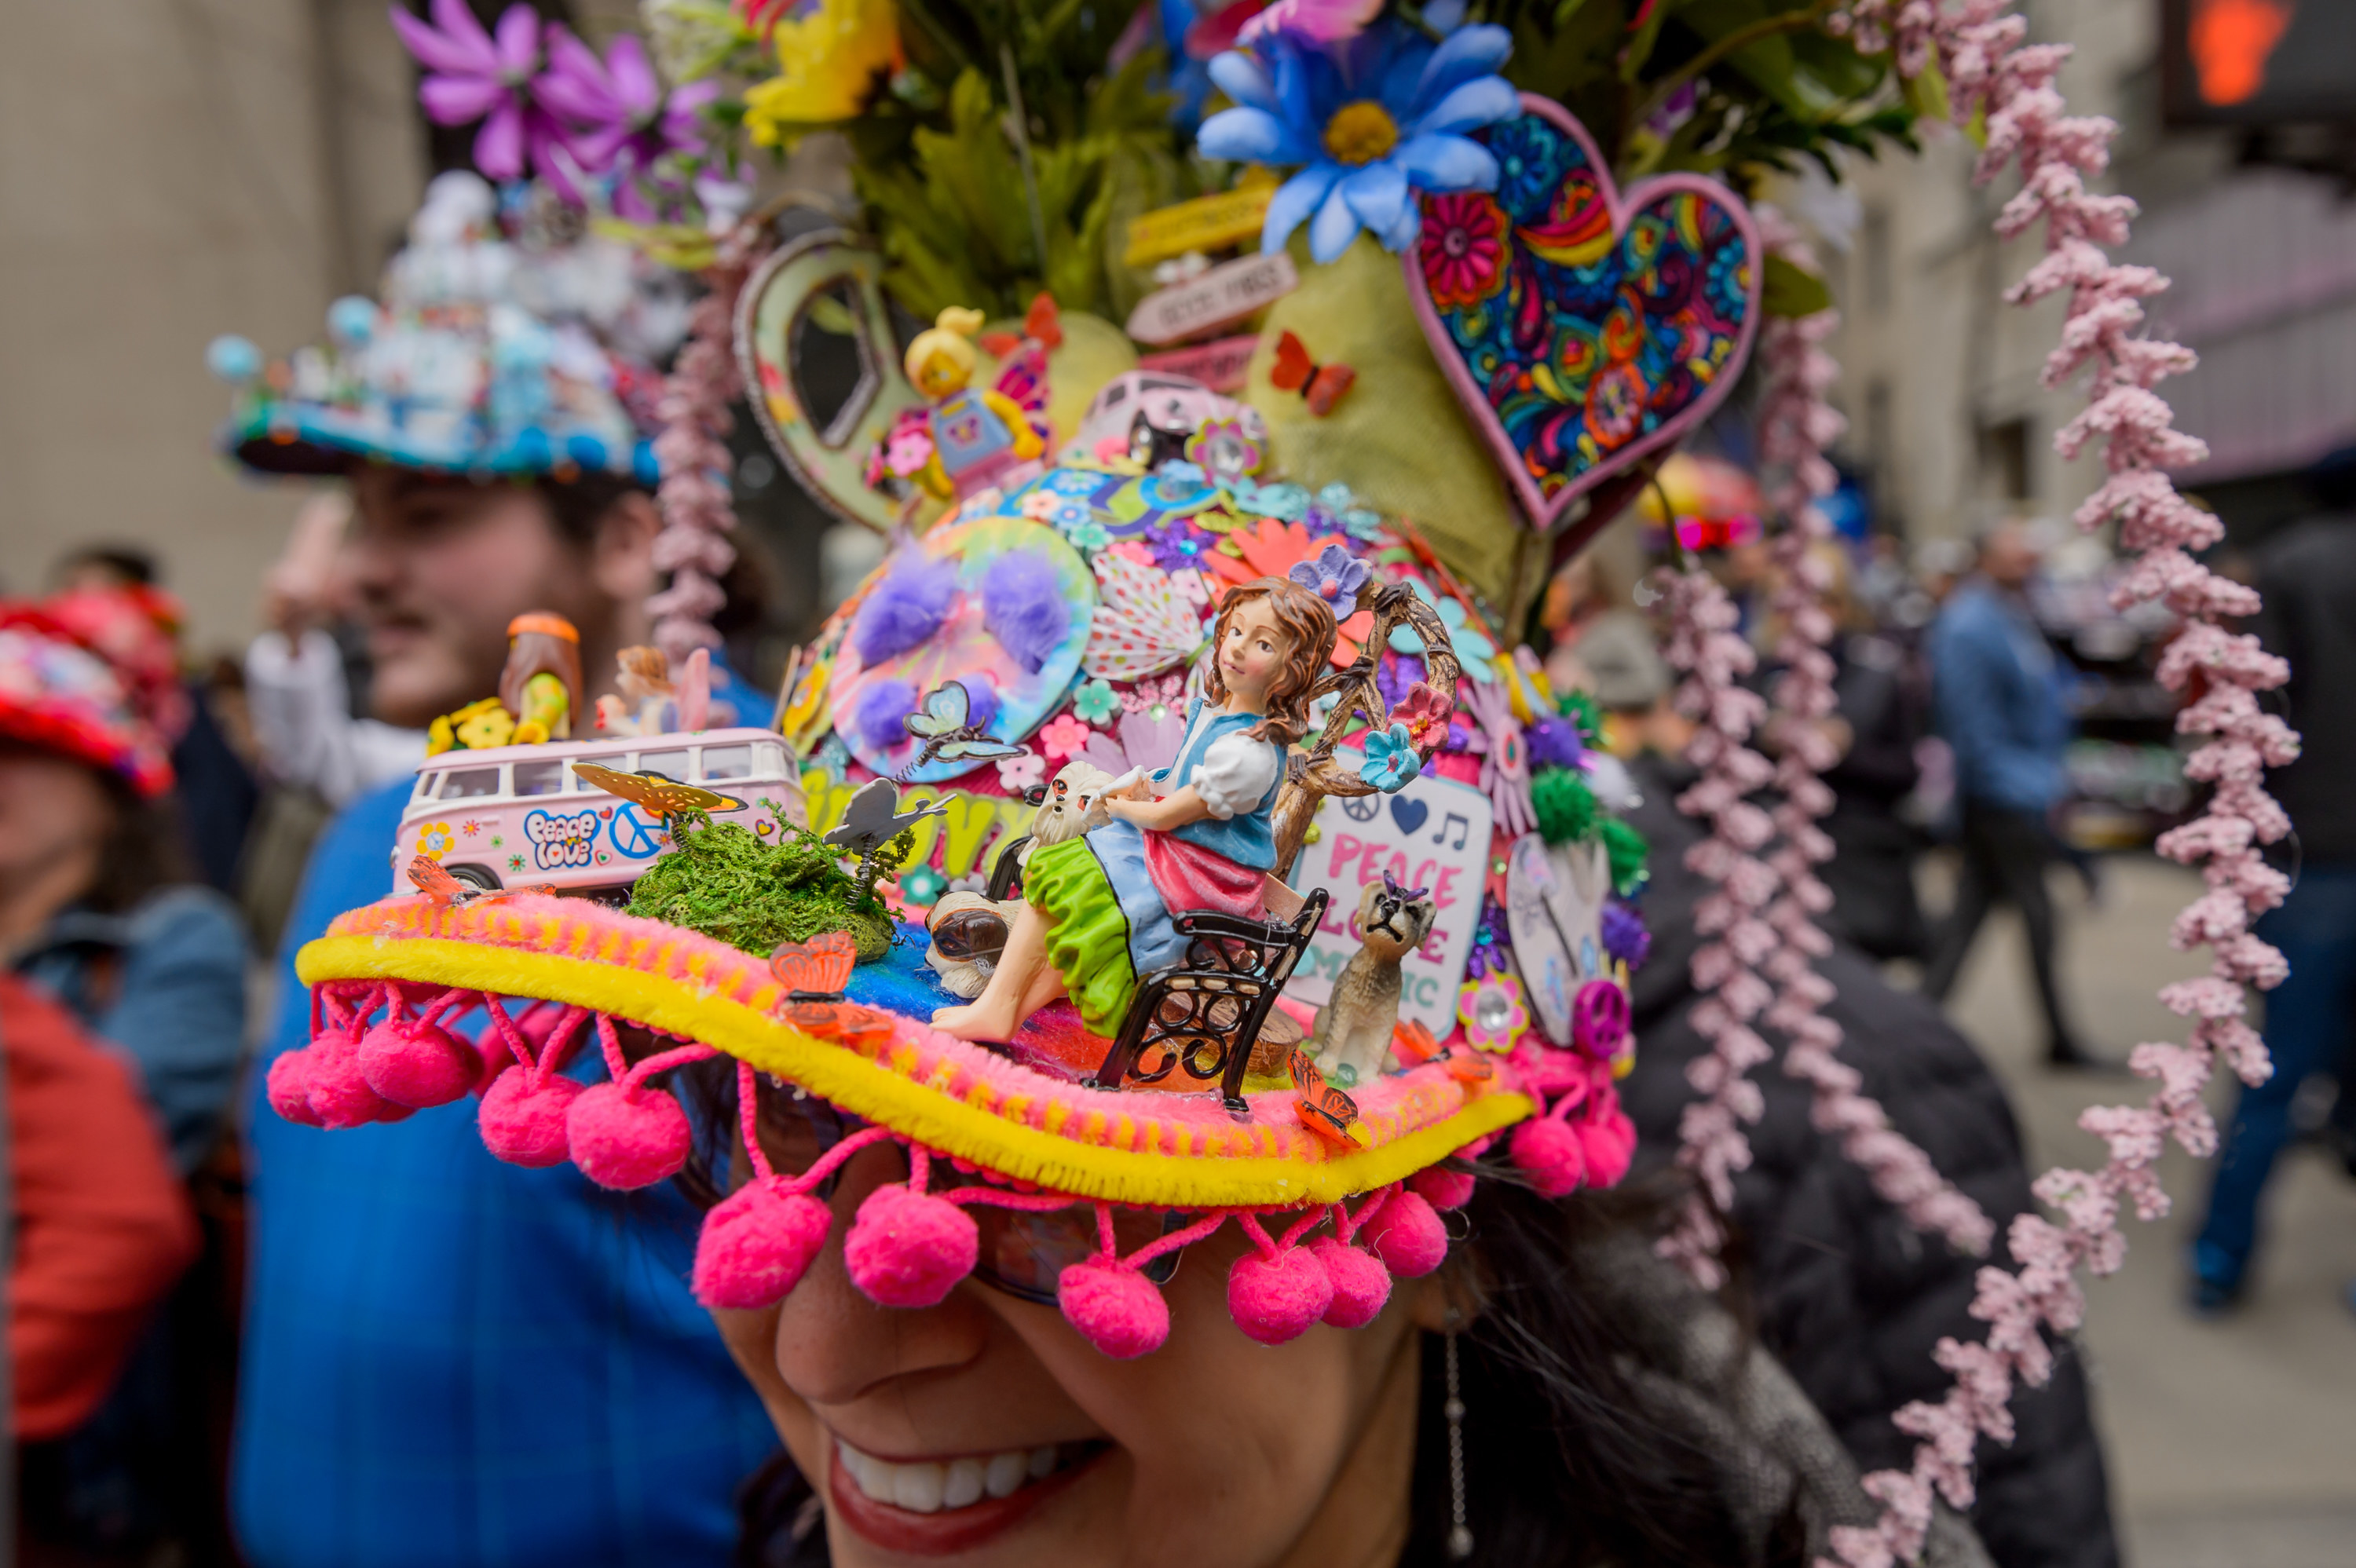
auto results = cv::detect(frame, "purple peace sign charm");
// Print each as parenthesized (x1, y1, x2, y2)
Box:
(1570, 978, 1630, 1058)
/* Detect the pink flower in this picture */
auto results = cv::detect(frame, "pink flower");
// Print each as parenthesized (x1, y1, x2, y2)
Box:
(1389, 680, 1451, 747)
(1239, 0, 1382, 45)
(1419, 194, 1506, 309)
(1457, 973, 1528, 1053)
(996, 751, 1045, 791)
(391, 0, 565, 186)
(1037, 714, 1094, 761)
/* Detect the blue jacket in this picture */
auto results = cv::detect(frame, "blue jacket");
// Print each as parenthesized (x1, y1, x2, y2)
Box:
(1928, 579, 2072, 816)
(15, 886, 247, 1173)
(234, 681, 778, 1566)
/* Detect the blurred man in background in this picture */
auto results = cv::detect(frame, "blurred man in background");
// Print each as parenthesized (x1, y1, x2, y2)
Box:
(1922, 521, 2094, 1068)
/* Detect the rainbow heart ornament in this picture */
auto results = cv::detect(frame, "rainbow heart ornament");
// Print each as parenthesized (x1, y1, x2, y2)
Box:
(1402, 97, 1762, 530)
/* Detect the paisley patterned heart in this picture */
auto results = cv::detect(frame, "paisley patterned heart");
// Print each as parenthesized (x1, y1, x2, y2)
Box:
(1401, 97, 1762, 531)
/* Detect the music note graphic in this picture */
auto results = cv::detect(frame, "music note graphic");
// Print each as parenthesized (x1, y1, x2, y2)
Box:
(1429, 811, 1469, 850)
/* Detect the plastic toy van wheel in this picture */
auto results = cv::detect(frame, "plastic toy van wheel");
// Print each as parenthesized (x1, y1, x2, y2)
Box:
(446, 863, 503, 891)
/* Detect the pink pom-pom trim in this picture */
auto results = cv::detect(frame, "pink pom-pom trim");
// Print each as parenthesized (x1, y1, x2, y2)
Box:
(567, 1080, 693, 1190)
(359, 1016, 481, 1109)
(266, 1049, 324, 1128)
(1410, 1167, 1476, 1211)
(1227, 1241, 1333, 1346)
(1310, 1236, 1392, 1329)
(1509, 1115, 1587, 1198)
(480, 1065, 584, 1167)
(1058, 1261, 1170, 1359)
(843, 1182, 979, 1309)
(693, 1179, 833, 1310)
(1361, 1190, 1447, 1278)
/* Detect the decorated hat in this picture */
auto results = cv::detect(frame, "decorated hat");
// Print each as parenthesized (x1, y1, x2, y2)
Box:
(208, 171, 687, 482)
(0, 602, 175, 796)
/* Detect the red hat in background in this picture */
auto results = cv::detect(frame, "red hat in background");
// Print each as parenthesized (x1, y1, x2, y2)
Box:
(0, 601, 176, 798)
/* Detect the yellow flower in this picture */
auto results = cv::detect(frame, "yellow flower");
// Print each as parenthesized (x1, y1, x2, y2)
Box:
(416, 821, 455, 860)
(742, 0, 902, 138)
(453, 700, 517, 751)
(426, 715, 456, 757)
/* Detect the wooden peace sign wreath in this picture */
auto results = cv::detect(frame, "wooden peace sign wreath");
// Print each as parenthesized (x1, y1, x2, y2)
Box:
(1268, 580, 1460, 880)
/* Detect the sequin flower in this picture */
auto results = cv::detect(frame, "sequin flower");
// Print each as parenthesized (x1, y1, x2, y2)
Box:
(1197, 22, 1519, 264)
(1288, 542, 1372, 620)
(1457, 971, 1528, 1052)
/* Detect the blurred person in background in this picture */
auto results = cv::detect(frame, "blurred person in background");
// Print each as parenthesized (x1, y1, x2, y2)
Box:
(49, 548, 260, 895)
(1921, 522, 2096, 1069)
(218, 171, 777, 1567)
(2190, 452, 2356, 1315)
(0, 598, 246, 1563)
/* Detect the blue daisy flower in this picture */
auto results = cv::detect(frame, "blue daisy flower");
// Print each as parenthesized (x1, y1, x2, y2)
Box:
(1197, 21, 1520, 265)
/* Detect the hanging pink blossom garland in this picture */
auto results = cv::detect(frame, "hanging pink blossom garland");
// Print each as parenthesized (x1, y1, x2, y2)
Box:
(1655, 565, 1780, 1289)
(1753, 205, 1994, 1258)
(646, 225, 763, 661)
(1813, 5, 2296, 1564)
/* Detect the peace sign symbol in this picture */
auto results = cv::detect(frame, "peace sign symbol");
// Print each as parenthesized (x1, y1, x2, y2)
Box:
(609, 803, 670, 858)
(1341, 794, 1381, 824)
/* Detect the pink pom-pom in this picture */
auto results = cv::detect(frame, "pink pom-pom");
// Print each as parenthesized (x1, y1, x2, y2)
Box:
(1410, 1167, 1477, 1211)
(479, 1066, 584, 1167)
(1579, 1108, 1637, 1189)
(1362, 1190, 1448, 1277)
(693, 1179, 832, 1309)
(843, 1185, 979, 1308)
(305, 1033, 404, 1128)
(1309, 1237, 1392, 1329)
(1509, 1041, 1585, 1097)
(358, 1018, 481, 1109)
(265, 1048, 324, 1128)
(1509, 1116, 1588, 1197)
(1057, 1261, 1170, 1358)
(566, 1080, 693, 1190)
(1227, 1247, 1333, 1345)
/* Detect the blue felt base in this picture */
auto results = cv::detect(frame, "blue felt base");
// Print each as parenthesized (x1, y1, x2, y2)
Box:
(846, 923, 958, 1018)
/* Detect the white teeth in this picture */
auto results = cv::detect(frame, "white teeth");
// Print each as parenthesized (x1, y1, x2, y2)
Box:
(943, 1457, 986, 1510)
(984, 1450, 1027, 1499)
(893, 1463, 946, 1514)
(839, 1438, 1074, 1513)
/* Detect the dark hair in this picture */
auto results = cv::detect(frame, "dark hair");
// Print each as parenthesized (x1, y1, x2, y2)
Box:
(55, 544, 159, 588)
(86, 769, 196, 913)
(669, 1055, 1802, 1568)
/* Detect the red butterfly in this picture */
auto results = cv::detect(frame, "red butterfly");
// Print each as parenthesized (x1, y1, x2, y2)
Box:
(979, 291, 1064, 358)
(770, 931, 858, 998)
(1270, 330, 1355, 416)
(1290, 1049, 1371, 1148)
(405, 856, 554, 907)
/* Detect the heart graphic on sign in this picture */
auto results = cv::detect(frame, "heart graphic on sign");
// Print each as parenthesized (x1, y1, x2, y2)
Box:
(1401, 96, 1762, 531)
(1389, 796, 1429, 836)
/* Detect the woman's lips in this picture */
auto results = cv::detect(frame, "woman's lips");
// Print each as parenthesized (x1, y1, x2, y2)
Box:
(825, 1436, 1103, 1556)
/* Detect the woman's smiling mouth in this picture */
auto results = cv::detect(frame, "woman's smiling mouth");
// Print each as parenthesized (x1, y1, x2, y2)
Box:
(827, 1435, 1107, 1555)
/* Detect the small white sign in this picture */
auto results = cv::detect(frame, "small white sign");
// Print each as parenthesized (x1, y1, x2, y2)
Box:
(1125, 251, 1299, 345)
(1505, 835, 1612, 1047)
(1283, 758, 1494, 1036)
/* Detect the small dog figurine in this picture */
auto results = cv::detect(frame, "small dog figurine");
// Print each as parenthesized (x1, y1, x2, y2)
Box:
(1308, 872, 1438, 1088)
(1026, 759, 1114, 851)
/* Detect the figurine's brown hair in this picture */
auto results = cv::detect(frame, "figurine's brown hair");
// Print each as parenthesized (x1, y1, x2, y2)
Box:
(498, 612, 585, 730)
(1203, 577, 1337, 747)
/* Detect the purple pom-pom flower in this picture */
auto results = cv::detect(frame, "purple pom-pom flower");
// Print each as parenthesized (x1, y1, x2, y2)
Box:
(1600, 899, 1650, 971)
(1527, 717, 1586, 772)
(851, 552, 958, 666)
(853, 679, 916, 754)
(982, 550, 1068, 674)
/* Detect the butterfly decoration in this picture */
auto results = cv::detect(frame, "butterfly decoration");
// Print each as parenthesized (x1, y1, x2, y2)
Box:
(979, 291, 1064, 358)
(572, 762, 748, 819)
(769, 932, 896, 1049)
(1081, 550, 1211, 682)
(823, 777, 949, 855)
(1270, 330, 1356, 418)
(897, 683, 1026, 779)
(1290, 1048, 1372, 1149)
(1439, 1046, 1495, 1085)
(405, 855, 554, 908)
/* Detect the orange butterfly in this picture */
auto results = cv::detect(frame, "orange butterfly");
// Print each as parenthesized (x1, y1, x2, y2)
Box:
(573, 762, 747, 819)
(1291, 1049, 1373, 1148)
(1440, 1046, 1495, 1084)
(979, 291, 1064, 356)
(1270, 330, 1355, 416)
(406, 855, 554, 907)
(770, 933, 894, 1050)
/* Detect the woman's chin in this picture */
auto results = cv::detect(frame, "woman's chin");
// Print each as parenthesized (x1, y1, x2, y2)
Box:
(823, 1435, 1114, 1563)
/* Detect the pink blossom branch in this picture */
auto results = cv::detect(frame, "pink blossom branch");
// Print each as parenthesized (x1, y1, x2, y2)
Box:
(1657, 564, 1779, 1289)
(648, 225, 763, 662)
(1754, 203, 1995, 1262)
(1816, 7, 2295, 1565)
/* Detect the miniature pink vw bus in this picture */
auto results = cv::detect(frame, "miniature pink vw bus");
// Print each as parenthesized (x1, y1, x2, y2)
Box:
(391, 728, 807, 895)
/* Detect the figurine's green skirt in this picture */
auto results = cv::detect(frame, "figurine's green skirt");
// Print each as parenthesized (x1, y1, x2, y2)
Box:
(1026, 836, 1138, 1035)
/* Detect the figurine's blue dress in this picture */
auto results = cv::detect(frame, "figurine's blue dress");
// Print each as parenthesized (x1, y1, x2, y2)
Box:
(1024, 700, 1283, 1033)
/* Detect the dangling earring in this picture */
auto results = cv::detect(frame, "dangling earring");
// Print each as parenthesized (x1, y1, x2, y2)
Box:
(1444, 1313, 1473, 1561)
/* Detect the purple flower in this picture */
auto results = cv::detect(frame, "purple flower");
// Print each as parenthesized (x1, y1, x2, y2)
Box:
(1288, 541, 1372, 621)
(1143, 515, 1219, 574)
(1601, 900, 1651, 971)
(536, 29, 719, 219)
(392, 0, 566, 185)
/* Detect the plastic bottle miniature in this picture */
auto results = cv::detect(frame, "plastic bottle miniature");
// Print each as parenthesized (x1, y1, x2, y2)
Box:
(932, 578, 1337, 1044)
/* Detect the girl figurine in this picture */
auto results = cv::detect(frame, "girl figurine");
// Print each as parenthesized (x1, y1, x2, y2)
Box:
(935, 576, 1337, 1044)
(498, 612, 583, 744)
(899, 307, 1044, 501)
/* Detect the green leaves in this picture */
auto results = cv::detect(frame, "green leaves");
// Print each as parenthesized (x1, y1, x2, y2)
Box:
(1762, 252, 1832, 317)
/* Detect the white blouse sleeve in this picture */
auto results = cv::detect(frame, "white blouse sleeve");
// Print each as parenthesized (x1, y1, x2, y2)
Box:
(1191, 733, 1280, 820)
